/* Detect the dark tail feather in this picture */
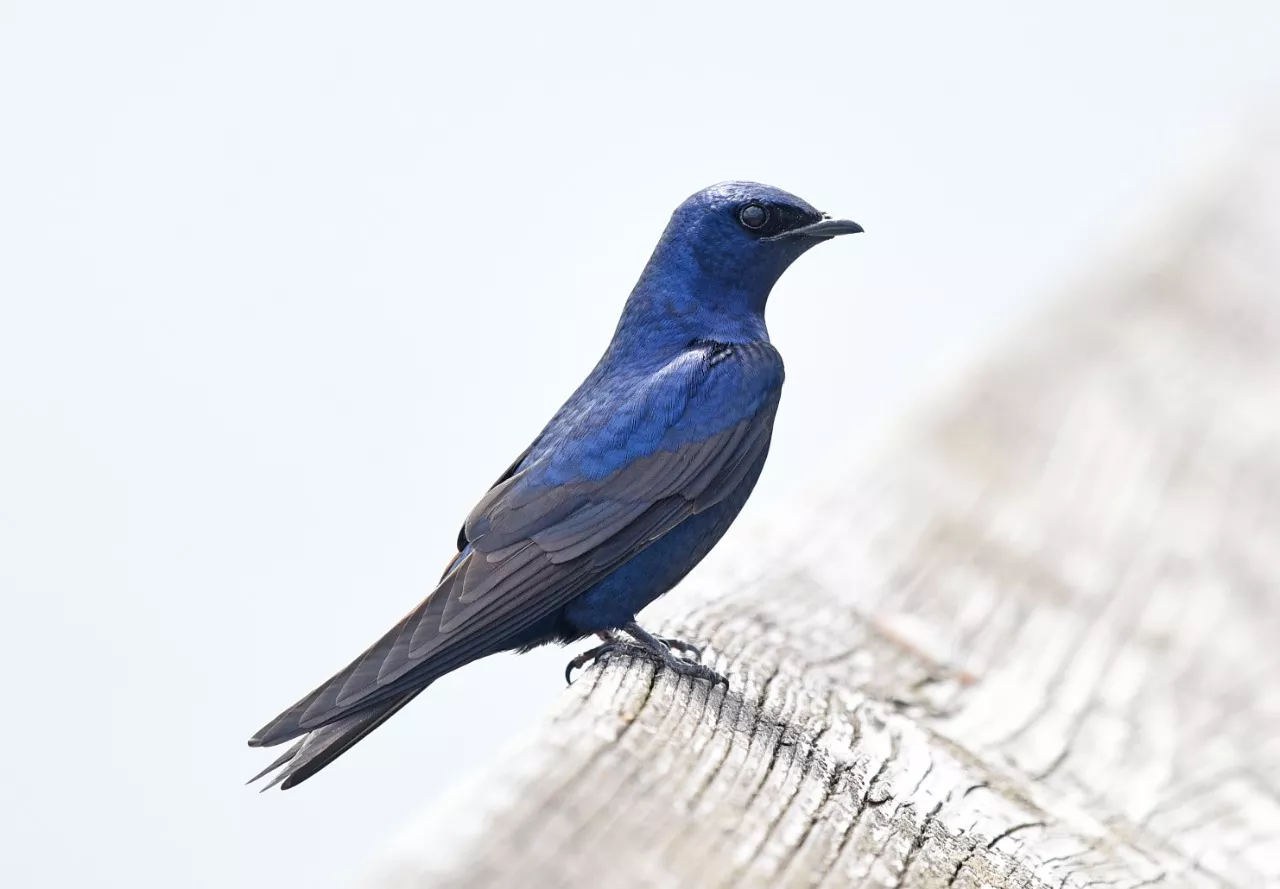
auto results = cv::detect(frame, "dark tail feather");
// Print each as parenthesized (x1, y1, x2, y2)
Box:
(246, 737, 307, 785)
(247, 690, 423, 791)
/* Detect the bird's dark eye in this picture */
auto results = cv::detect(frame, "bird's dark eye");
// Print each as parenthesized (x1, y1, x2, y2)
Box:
(738, 204, 768, 230)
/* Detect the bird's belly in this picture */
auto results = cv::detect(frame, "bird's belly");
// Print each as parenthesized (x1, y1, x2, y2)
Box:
(560, 450, 768, 633)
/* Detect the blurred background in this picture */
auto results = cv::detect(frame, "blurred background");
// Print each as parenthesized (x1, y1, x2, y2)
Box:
(1, 2, 1277, 887)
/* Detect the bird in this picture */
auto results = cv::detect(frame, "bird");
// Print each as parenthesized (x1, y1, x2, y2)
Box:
(247, 181, 862, 789)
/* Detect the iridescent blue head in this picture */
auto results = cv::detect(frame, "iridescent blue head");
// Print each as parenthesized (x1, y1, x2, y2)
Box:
(617, 181, 862, 349)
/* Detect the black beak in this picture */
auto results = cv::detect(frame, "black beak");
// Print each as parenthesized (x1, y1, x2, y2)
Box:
(765, 214, 864, 241)
(792, 215, 864, 238)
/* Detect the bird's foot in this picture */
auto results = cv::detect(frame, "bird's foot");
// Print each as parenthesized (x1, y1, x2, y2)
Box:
(617, 621, 727, 687)
(644, 643, 728, 687)
(564, 637, 625, 684)
(564, 625, 724, 686)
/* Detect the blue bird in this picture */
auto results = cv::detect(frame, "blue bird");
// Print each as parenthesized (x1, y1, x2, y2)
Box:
(247, 182, 861, 789)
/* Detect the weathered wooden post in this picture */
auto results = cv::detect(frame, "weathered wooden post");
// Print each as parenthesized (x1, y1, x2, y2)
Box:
(363, 146, 1280, 888)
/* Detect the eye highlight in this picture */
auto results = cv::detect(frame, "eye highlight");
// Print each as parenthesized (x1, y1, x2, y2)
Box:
(738, 204, 769, 230)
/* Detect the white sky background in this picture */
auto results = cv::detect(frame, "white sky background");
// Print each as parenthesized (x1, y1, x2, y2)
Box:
(1, 2, 1277, 887)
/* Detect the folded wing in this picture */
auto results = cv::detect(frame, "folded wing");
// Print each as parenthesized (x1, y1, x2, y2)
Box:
(249, 341, 783, 749)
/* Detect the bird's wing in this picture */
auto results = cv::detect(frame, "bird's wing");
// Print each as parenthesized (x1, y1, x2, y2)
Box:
(454, 443, 534, 553)
(249, 340, 783, 748)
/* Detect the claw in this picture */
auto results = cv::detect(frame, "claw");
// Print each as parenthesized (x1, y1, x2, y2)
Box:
(565, 641, 622, 684)
(657, 655, 729, 687)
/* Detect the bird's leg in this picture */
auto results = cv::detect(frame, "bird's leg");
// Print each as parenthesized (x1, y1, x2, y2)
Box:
(620, 621, 727, 687)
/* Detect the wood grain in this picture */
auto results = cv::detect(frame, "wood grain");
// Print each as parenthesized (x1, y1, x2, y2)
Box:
(364, 148, 1280, 889)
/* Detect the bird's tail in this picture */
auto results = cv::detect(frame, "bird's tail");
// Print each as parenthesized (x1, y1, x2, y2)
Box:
(247, 689, 424, 791)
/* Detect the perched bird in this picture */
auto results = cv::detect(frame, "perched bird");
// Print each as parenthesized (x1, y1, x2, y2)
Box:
(247, 181, 861, 789)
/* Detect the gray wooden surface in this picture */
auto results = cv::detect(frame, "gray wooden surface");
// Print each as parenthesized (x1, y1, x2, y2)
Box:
(363, 151, 1280, 888)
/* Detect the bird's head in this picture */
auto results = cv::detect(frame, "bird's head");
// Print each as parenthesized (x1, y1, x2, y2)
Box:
(673, 180, 862, 251)
(626, 182, 862, 341)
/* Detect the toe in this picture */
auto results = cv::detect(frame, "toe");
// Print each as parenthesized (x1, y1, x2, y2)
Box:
(679, 642, 704, 662)
(564, 641, 624, 685)
(662, 656, 727, 687)
(657, 637, 704, 662)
